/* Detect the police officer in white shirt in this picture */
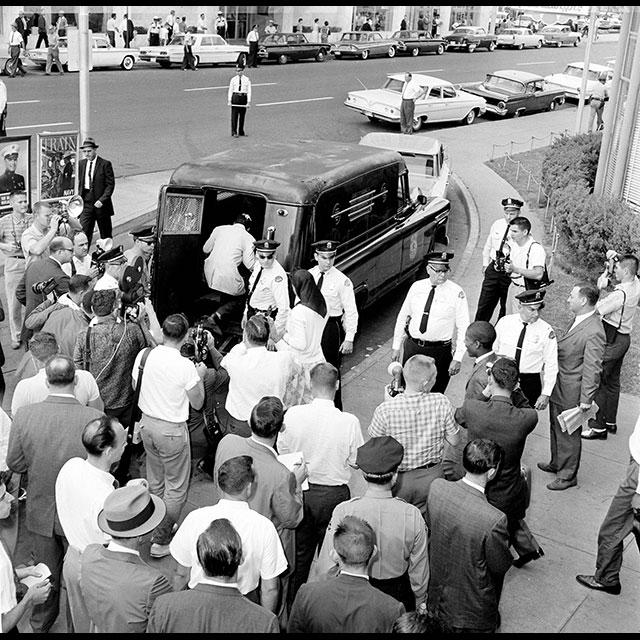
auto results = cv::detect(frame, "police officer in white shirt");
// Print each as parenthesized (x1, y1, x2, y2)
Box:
(215, 11, 227, 38)
(494, 288, 558, 410)
(504, 216, 547, 315)
(308, 240, 358, 409)
(583, 253, 640, 439)
(392, 251, 469, 393)
(400, 72, 427, 135)
(228, 65, 251, 137)
(475, 197, 523, 322)
(245, 237, 290, 340)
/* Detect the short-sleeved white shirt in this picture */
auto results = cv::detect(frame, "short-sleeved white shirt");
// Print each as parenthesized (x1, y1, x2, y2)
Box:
(133, 345, 200, 423)
(509, 237, 546, 287)
(169, 499, 287, 593)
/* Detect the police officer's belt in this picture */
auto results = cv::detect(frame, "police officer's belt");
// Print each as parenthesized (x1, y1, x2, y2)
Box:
(247, 305, 277, 319)
(406, 330, 451, 348)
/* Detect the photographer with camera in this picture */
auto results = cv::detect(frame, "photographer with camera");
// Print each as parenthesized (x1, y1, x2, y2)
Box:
(474, 197, 523, 323)
(582, 252, 640, 440)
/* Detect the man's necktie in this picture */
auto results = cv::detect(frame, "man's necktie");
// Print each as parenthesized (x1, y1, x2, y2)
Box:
(418, 285, 437, 334)
(238, 77, 242, 91)
(514, 322, 528, 368)
(249, 267, 263, 301)
(317, 272, 324, 292)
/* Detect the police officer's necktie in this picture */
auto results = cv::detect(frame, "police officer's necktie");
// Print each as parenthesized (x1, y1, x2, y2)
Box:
(238, 76, 242, 91)
(249, 267, 263, 302)
(317, 272, 324, 292)
(514, 322, 528, 368)
(418, 285, 437, 334)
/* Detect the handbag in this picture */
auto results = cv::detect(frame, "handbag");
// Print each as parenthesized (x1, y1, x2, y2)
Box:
(522, 242, 552, 290)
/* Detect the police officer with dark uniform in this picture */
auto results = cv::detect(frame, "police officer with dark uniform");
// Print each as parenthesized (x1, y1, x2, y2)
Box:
(308, 240, 358, 409)
(124, 224, 155, 294)
(245, 236, 290, 339)
(392, 251, 469, 393)
(475, 197, 524, 322)
(0, 144, 26, 194)
(314, 436, 428, 612)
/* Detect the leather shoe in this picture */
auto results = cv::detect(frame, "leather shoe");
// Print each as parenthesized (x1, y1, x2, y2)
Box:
(581, 428, 607, 440)
(537, 462, 556, 473)
(512, 547, 544, 568)
(576, 574, 621, 595)
(606, 423, 617, 434)
(547, 478, 577, 491)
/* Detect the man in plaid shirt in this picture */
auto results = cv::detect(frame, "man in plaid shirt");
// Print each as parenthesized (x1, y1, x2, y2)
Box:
(368, 354, 459, 516)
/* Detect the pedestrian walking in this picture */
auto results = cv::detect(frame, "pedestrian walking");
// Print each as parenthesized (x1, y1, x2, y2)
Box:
(106, 12, 118, 47)
(7, 23, 26, 78)
(36, 9, 49, 49)
(182, 32, 197, 70)
(399, 72, 427, 135)
(246, 24, 260, 68)
(587, 75, 608, 132)
(45, 27, 64, 75)
(228, 65, 251, 137)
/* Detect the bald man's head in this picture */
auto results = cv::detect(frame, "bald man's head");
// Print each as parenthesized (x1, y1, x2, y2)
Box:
(45, 355, 75, 388)
(403, 355, 437, 392)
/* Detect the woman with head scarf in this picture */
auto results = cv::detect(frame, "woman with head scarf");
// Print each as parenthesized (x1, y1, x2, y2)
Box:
(274, 270, 327, 403)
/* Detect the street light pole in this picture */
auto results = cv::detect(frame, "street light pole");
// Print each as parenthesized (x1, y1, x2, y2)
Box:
(78, 6, 90, 140)
(575, 6, 597, 134)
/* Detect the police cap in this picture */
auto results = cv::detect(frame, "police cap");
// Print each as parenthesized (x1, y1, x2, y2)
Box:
(515, 288, 546, 306)
(253, 239, 280, 253)
(2, 144, 19, 159)
(130, 224, 156, 242)
(501, 197, 524, 209)
(96, 245, 126, 264)
(312, 240, 339, 254)
(355, 436, 404, 474)
(425, 251, 454, 265)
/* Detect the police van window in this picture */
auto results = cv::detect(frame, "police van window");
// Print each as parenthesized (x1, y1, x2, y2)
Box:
(199, 190, 266, 245)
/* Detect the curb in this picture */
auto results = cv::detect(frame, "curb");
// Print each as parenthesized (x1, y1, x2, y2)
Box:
(342, 170, 480, 387)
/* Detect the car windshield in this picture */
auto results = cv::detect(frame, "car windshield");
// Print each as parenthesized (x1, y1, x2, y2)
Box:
(543, 27, 560, 33)
(342, 33, 365, 41)
(453, 28, 474, 34)
(169, 34, 185, 45)
(562, 65, 589, 78)
(500, 29, 520, 35)
(483, 75, 526, 94)
(382, 78, 405, 92)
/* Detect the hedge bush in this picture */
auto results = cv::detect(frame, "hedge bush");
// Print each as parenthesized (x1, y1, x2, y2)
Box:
(542, 132, 638, 273)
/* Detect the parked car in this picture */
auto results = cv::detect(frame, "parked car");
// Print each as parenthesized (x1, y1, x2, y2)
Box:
(462, 69, 566, 118)
(359, 132, 451, 201)
(444, 26, 497, 52)
(545, 61, 614, 101)
(28, 34, 138, 70)
(540, 25, 581, 47)
(257, 32, 330, 64)
(390, 30, 448, 56)
(344, 72, 486, 131)
(138, 33, 248, 68)
(496, 27, 543, 49)
(599, 15, 622, 31)
(332, 31, 399, 59)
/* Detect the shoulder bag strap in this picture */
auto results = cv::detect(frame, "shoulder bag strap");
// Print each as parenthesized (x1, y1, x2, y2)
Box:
(127, 347, 152, 441)
(84, 326, 92, 371)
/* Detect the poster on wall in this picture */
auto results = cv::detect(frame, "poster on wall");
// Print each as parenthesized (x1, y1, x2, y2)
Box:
(0, 135, 31, 215)
(36, 131, 79, 204)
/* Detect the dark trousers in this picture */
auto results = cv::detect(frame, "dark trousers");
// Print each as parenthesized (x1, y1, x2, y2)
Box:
(222, 412, 251, 437)
(36, 32, 49, 48)
(231, 106, 247, 136)
(291, 483, 350, 600)
(124, 32, 131, 48)
(393, 464, 444, 518)
(370, 572, 415, 612)
(400, 98, 415, 134)
(321, 316, 344, 410)
(182, 48, 196, 70)
(107, 30, 115, 46)
(519, 372, 541, 408)
(595, 458, 640, 586)
(79, 205, 113, 244)
(7, 46, 25, 77)
(592, 331, 630, 429)
(248, 41, 259, 67)
(507, 516, 540, 557)
(401, 336, 453, 394)
(549, 401, 582, 481)
(30, 525, 68, 633)
(474, 262, 511, 322)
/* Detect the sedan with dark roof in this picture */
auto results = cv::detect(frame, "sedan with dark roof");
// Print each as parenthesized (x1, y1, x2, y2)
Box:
(391, 30, 448, 56)
(332, 31, 399, 59)
(257, 32, 330, 64)
(444, 26, 497, 52)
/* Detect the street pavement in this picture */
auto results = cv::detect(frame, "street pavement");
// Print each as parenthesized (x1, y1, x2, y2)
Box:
(5, 86, 640, 632)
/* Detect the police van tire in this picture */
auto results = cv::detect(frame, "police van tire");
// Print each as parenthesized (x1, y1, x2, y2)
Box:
(488, 41, 497, 51)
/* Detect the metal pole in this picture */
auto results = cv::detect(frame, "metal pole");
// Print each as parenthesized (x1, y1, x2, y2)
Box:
(79, 6, 90, 140)
(575, 6, 597, 134)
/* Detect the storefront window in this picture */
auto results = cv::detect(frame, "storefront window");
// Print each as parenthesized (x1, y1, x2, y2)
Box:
(449, 6, 477, 29)
(221, 5, 275, 40)
(353, 6, 390, 31)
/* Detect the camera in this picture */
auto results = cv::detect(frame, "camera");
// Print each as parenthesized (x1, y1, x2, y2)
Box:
(180, 320, 211, 365)
(31, 277, 57, 296)
(494, 251, 510, 273)
(604, 249, 619, 277)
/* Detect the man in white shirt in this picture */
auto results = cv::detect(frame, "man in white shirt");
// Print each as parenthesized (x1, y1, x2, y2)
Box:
(228, 65, 251, 137)
(494, 288, 558, 409)
(170, 455, 288, 612)
(215, 11, 227, 38)
(279, 362, 363, 599)
(246, 24, 260, 68)
(21, 202, 63, 267)
(202, 213, 255, 333)
(475, 197, 523, 322)
(62, 232, 96, 278)
(197, 13, 208, 33)
(55, 416, 125, 632)
(400, 72, 427, 135)
(504, 216, 547, 315)
(132, 314, 206, 558)
(164, 10, 176, 42)
(106, 12, 118, 46)
(221, 314, 297, 436)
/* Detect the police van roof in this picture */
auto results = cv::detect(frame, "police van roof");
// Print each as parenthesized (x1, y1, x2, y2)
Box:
(170, 139, 405, 204)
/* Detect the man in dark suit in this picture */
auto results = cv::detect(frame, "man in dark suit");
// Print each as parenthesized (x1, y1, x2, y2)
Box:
(15, 11, 30, 46)
(427, 439, 512, 633)
(23, 235, 72, 319)
(455, 358, 543, 568)
(288, 515, 404, 633)
(80, 483, 173, 633)
(148, 518, 279, 633)
(214, 396, 304, 621)
(77, 137, 115, 243)
(538, 282, 606, 490)
(6, 355, 104, 633)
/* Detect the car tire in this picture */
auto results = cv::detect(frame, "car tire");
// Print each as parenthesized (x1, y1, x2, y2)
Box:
(436, 44, 445, 55)
(367, 116, 378, 123)
(121, 55, 134, 71)
(278, 54, 288, 64)
(193, 55, 200, 68)
(411, 116, 423, 132)
(514, 109, 523, 118)
(536, 40, 543, 48)
(488, 41, 497, 51)
(387, 46, 396, 58)
(517, 43, 524, 50)
(556, 41, 562, 48)
(557, 96, 566, 106)
(333, 51, 341, 58)
(315, 50, 325, 62)
(158, 60, 171, 68)
(411, 47, 420, 56)
(361, 49, 369, 60)
(548, 100, 556, 111)
(467, 43, 477, 53)
(464, 109, 477, 125)
(574, 37, 580, 46)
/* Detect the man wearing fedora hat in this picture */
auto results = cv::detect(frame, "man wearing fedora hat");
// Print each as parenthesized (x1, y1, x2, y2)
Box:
(77, 137, 115, 245)
(80, 482, 173, 633)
